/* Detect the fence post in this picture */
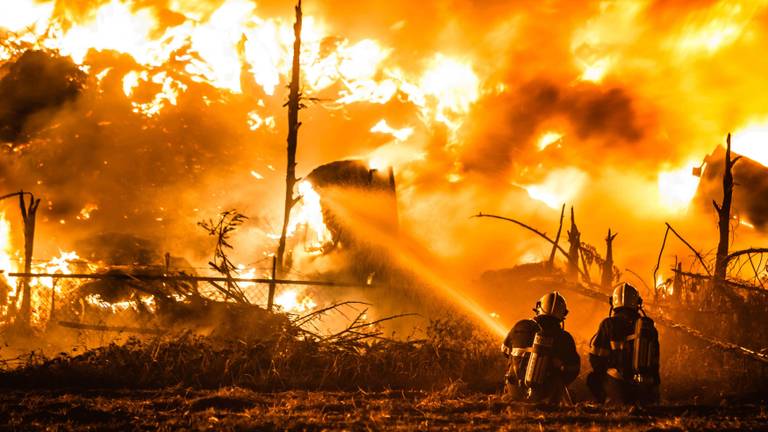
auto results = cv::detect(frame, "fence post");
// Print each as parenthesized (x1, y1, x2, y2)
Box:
(267, 256, 276, 311)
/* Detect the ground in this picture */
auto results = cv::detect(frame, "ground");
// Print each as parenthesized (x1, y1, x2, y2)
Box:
(0, 388, 765, 431)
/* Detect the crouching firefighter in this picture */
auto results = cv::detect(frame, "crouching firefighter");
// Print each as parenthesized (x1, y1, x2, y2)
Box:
(501, 292, 580, 403)
(587, 283, 660, 405)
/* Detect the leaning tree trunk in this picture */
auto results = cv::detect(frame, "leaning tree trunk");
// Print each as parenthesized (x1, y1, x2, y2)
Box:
(601, 229, 617, 291)
(275, 0, 303, 277)
(18, 192, 40, 327)
(713, 133, 740, 299)
(567, 207, 581, 280)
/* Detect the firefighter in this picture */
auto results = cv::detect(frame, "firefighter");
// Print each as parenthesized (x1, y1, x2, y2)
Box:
(587, 283, 661, 405)
(501, 291, 580, 403)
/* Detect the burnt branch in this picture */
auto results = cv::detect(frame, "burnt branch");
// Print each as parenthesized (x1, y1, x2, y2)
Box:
(472, 211, 590, 281)
(664, 223, 712, 276)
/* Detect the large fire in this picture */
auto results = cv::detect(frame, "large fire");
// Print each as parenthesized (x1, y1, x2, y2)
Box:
(2, 0, 768, 339)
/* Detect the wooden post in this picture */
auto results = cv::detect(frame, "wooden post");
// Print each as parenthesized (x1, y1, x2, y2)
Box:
(18, 191, 40, 327)
(547, 204, 565, 271)
(268, 255, 277, 311)
(567, 207, 581, 280)
(601, 229, 618, 291)
(275, 0, 303, 277)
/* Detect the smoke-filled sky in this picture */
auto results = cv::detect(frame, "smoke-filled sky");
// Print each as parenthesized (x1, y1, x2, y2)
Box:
(1, 0, 768, 298)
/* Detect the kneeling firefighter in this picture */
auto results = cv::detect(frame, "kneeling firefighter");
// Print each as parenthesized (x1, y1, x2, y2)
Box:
(587, 283, 660, 405)
(501, 292, 580, 403)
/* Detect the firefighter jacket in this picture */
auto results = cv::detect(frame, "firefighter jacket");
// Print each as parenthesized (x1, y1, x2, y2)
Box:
(588, 308, 661, 384)
(502, 315, 581, 387)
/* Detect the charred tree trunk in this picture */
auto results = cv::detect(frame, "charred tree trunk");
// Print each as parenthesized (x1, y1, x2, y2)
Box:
(547, 204, 565, 271)
(713, 133, 740, 298)
(18, 192, 40, 327)
(567, 207, 580, 280)
(672, 261, 683, 303)
(601, 229, 618, 291)
(275, 0, 303, 277)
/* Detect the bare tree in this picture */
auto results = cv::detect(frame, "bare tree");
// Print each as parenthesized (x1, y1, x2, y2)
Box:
(713, 133, 740, 297)
(601, 229, 618, 291)
(275, 0, 303, 276)
(18, 192, 40, 326)
(567, 207, 580, 280)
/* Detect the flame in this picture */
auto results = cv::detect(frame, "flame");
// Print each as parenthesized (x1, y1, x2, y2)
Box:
(673, 1, 761, 56)
(77, 203, 99, 220)
(274, 288, 317, 313)
(579, 57, 611, 83)
(657, 161, 701, 212)
(247, 112, 276, 131)
(415, 54, 480, 135)
(0, 0, 54, 35)
(368, 120, 424, 170)
(519, 168, 588, 209)
(285, 181, 333, 253)
(1, 0, 483, 136)
(371, 119, 414, 142)
(85, 294, 156, 314)
(0, 212, 15, 293)
(537, 131, 564, 151)
(731, 120, 768, 167)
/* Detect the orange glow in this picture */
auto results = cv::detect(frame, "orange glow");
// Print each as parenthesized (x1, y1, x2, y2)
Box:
(673, 1, 762, 56)
(657, 162, 701, 212)
(732, 120, 768, 167)
(286, 181, 333, 253)
(519, 168, 588, 209)
(0, 212, 14, 289)
(371, 119, 414, 142)
(537, 131, 564, 151)
(274, 288, 317, 313)
(415, 54, 480, 134)
(0, 0, 54, 34)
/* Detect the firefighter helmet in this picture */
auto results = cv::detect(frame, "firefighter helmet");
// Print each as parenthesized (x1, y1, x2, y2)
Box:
(611, 283, 642, 310)
(534, 291, 568, 321)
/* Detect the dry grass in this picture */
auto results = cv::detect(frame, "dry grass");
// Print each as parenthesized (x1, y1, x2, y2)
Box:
(0, 315, 506, 393)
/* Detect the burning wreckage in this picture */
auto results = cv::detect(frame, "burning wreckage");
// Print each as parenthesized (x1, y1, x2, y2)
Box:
(1, 0, 768, 429)
(0, 160, 398, 339)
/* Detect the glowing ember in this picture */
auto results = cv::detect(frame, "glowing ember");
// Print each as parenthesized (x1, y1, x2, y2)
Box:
(739, 218, 755, 229)
(77, 204, 99, 220)
(247, 112, 276, 132)
(657, 162, 701, 212)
